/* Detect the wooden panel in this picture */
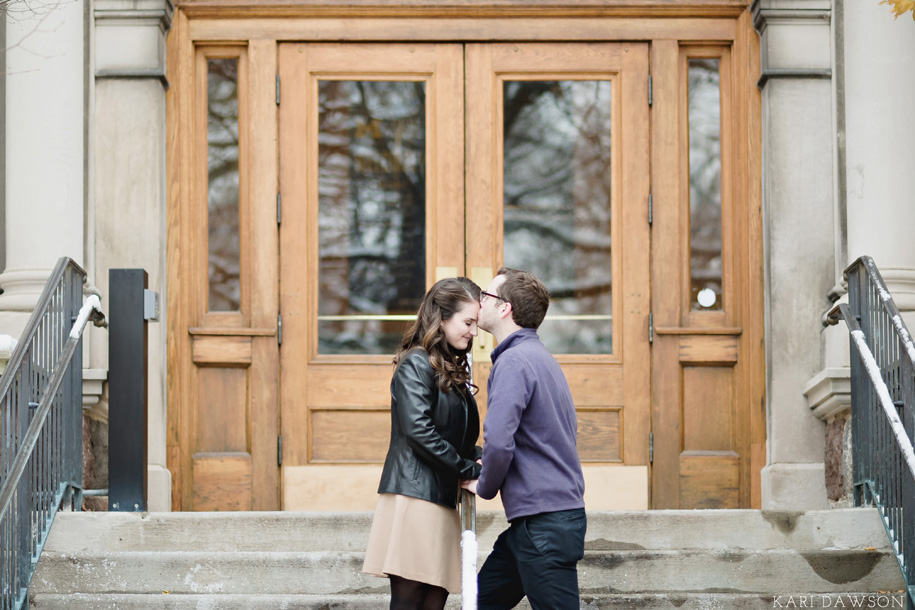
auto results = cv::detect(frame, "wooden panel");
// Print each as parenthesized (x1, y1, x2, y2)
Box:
(564, 366, 623, 407)
(682, 366, 733, 452)
(464, 45, 497, 277)
(432, 45, 467, 274)
(192, 335, 253, 365)
(577, 409, 621, 462)
(192, 453, 253, 511)
(648, 39, 682, 509)
(490, 41, 621, 70)
(278, 42, 311, 467)
(678, 334, 738, 364)
(679, 450, 739, 509)
(249, 336, 280, 510)
(620, 42, 652, 465)
(167, 8, 193, 511)
(741, 8, 767, 511)
(196, 367, 249, 453)
(310, 410, 390, 462)
(189, 18, 740, 42)
(306, 363, 394, 408)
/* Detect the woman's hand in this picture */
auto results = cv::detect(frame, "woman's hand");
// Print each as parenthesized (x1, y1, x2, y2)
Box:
(460, 458, 483, 494)
(460, 478, 478, 494)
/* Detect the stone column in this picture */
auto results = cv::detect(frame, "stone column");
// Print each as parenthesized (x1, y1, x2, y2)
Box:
(843, 1, 915, 313)
(802, 1, 915, 508)
(93, 0, 173, 511)
(753, 0, 834, 509)
(0, 0, 86, 337)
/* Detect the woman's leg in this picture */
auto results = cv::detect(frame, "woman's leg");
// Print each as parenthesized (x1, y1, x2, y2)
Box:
(389, 574, 427, 610)
(420, 584, 449, 610)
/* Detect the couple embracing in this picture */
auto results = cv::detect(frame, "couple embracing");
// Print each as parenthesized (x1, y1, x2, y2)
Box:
(362, 268, 587, 610)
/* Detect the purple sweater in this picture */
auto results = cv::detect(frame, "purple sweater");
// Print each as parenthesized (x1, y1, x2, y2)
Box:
(476, 328, 585, 520)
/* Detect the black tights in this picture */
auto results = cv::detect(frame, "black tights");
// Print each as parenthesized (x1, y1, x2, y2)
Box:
(389, 574, 449, 610)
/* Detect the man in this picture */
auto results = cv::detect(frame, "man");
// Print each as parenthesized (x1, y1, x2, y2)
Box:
(461, 267, 586, 610)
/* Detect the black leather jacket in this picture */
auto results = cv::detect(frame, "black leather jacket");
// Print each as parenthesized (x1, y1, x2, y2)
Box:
(378, 348, 482, 509)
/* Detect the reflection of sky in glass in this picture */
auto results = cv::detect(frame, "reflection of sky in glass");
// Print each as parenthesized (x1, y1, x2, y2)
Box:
(503, 81, 613, 355)
(688, 59, 723, 311)
(207, 58, 241, 312)
(318, 81, 426, 355)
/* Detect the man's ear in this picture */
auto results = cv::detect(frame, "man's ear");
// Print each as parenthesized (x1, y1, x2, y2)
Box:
(499, 302, 513, 321)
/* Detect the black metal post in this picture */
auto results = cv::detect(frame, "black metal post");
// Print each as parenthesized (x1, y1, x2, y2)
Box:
(108, 269, 149, 512)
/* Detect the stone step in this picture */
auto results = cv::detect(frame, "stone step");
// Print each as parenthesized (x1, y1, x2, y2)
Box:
(31, 547, 905, 596)
(43, 508, 890, 554)
(28, 592, 912, 610)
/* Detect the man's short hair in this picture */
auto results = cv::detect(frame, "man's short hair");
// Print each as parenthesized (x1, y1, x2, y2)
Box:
(496, 267, 550, 329)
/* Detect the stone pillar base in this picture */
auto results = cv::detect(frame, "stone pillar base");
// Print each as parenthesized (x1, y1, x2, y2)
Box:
(761, 463, 829, 510)
(148, 464, 172, 512)
(0, 268, 53, 312)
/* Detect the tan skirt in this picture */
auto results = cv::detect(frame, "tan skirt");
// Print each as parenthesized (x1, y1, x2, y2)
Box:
(362, 493, 462, 593)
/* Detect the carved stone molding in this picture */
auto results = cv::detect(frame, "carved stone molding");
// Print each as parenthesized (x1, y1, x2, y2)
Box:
(95, 0, 175, 85)
(805, 367, 851, 422)
(752, 0, 831, 87)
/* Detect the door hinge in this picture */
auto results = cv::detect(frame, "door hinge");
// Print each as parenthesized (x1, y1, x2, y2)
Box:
(648, 75, 653, 107)
(648, 311, 654, 344)
(649, 432, 654, 464)
(648, 193, 653, 226)
(277, 313, 283, 346)
(277, 434, 283, 467)
(277, 192, 282, 225)
(276, 74, 280, 105)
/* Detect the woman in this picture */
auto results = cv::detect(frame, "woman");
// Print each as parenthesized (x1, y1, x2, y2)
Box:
(363, 277, 483, 610)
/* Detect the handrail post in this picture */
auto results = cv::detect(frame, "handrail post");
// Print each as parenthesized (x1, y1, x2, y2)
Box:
(16, 357, 29, 592)
(65, 265, 84, 493)
(847, 263, 868, 506)
(903, 346, 915, 591)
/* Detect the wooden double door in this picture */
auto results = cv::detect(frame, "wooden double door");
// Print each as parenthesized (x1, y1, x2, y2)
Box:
(168, 33, 763, 511)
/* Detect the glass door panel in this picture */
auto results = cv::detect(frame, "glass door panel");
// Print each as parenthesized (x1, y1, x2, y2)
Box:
(502, 80, 615, 355)
(317, 80, 427, 355)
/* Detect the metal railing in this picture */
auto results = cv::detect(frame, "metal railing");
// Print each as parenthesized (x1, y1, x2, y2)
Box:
(829, 256, 915, 607)
(0, 257, 106, 610)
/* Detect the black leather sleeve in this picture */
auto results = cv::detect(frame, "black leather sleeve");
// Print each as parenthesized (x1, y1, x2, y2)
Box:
(393, 351, 480, 478)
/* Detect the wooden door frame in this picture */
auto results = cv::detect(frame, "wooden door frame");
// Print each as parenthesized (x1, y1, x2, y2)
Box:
(166, 1, 763, 510)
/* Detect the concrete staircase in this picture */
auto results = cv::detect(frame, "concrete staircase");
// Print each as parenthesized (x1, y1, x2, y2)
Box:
(30, 509, 906, 609)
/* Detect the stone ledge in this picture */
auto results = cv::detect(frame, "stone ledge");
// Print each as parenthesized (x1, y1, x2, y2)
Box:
(83, 368, 108, 407)
(804, 367, 851, 421)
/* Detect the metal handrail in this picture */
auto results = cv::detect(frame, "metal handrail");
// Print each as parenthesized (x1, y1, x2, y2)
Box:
(829, 255, 915, 607)
(0, 257, 106, 610)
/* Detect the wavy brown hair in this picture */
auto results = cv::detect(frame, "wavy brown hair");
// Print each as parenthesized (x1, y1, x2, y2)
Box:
(394, 277, 481, 395)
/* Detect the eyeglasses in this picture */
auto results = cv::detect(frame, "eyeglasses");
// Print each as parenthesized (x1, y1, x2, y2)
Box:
(480, 291, 509, 304)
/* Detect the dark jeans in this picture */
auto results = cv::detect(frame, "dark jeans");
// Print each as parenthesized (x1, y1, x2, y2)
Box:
(477, 508, 587, 610)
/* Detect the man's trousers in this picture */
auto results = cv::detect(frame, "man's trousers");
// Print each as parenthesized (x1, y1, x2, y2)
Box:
(477, 508, 587, 610)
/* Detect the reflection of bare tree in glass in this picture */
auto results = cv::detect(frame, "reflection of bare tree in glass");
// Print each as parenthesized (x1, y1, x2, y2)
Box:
(503, 81, 613, 354)
(207, 59, 241, 312)
(318, 81, 426, 354)
(688, 59, 723, 310)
